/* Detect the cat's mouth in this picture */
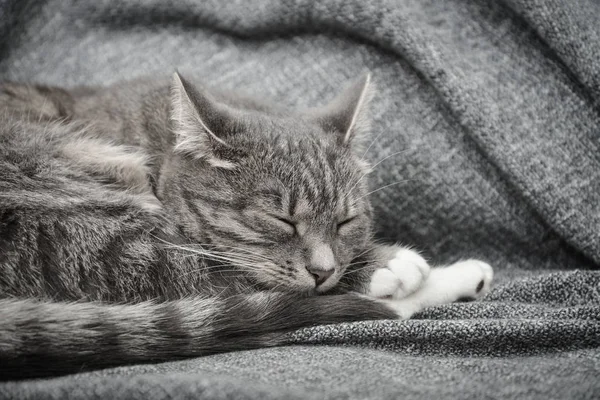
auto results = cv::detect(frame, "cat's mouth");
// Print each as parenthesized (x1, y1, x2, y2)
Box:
(312, 272, 341, 294)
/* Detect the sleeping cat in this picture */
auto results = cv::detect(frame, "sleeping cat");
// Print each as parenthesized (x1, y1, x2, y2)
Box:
(0, 73, 493, 380)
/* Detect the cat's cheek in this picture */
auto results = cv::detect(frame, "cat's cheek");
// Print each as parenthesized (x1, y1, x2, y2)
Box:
(336, 223, 356, 237)
(337, 226, 369, 248)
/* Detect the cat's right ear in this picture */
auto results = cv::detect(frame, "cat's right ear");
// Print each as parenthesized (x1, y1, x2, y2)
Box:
(311, 73, 374, 149)
(170, 72, 235, 169)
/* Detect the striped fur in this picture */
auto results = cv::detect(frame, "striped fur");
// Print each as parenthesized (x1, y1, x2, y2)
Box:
(0, 74, 407, 380)
(0, 293, 395, 380)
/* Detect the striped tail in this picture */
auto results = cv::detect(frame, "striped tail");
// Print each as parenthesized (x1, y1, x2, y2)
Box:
(0, 293, 396, 380)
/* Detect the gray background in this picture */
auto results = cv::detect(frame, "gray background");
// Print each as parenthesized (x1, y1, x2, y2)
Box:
(0, 0, 599, 399)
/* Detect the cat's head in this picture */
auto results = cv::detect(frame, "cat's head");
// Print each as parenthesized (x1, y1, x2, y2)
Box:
(160, 72, 376, 294)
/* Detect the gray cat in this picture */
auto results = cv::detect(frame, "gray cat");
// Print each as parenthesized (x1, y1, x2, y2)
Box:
(0, 73, 493, 380)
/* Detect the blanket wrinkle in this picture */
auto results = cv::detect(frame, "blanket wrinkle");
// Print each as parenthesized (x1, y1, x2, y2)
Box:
(1, 0, 599, 399)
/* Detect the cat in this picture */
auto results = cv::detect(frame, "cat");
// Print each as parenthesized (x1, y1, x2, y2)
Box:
(0, 72, 493, 380)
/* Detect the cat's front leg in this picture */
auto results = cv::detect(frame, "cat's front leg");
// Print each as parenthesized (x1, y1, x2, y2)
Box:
(383, 259, 494, 319)
(339, 244, 494, 315)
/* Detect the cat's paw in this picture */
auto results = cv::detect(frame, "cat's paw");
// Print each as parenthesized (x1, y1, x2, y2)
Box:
(368, 249, 431, 300)
(444, 259, 494, 301)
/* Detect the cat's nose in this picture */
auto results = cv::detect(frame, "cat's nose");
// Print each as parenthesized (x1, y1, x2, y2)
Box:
(306, 266, 334, 286)
(307, 243, 336, 286)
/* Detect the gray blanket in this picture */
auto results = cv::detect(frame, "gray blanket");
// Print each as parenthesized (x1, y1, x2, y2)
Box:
(1, 0, 599, 399)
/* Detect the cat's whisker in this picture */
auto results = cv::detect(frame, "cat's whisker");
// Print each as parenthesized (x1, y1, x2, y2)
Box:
(200, 258, 267, 270)
(351, 244, 382, 260)
(345, 258, 379, 268)
(178, 267, 262, 279)
(343, 150, 409, 199)
(180, 263, 250, 272)
(368, 149, 411, 173)
(159, 242, 266, 264)
(154, 237, 272, 264)
(355, 179, 412, 201)
(177, 257, 268, 275)
(342, 265, 377, 275)
(343, 263, 378, 275)
(199, 254, 266, 266)
(342, 257, 388, 275)
(359, 131, 386, 161)
(176, 252, 266, 267)
(175, 249, 266, 262)
(169, 241, 271, 259)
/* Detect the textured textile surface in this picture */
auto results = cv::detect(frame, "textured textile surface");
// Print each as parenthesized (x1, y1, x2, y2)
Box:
(1, 0, 599, 399)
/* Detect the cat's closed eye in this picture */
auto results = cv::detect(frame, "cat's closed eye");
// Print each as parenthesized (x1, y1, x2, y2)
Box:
(337, 216, 357, 233)
(270, 216, 296, 235)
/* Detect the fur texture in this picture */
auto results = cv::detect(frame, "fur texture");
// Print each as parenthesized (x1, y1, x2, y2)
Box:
(0, 74, 493, 380)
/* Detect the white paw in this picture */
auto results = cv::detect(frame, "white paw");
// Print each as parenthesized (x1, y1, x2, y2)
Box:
(368, 249, 431, 299)
(443, 259, 494, 301)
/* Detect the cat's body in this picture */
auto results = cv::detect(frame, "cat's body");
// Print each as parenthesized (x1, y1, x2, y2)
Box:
(0, 74, 493, 380)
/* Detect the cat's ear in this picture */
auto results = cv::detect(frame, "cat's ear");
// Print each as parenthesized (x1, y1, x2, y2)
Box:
(170, 72, 235, 168)
(312, 73, 373, 147)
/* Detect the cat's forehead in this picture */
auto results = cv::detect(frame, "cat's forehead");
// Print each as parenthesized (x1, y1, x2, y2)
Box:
(235, 113, 329, 141)
(252, 171, 365, 221)
(249, 144, 363, 215)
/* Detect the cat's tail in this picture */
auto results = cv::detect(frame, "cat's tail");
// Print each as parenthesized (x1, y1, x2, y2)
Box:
(0, 293, 396, 380)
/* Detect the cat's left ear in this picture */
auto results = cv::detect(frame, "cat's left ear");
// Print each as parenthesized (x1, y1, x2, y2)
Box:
(312, 73, 374, 148)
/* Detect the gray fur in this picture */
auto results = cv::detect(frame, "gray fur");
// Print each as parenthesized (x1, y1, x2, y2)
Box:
(0, 74, 397, 379)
